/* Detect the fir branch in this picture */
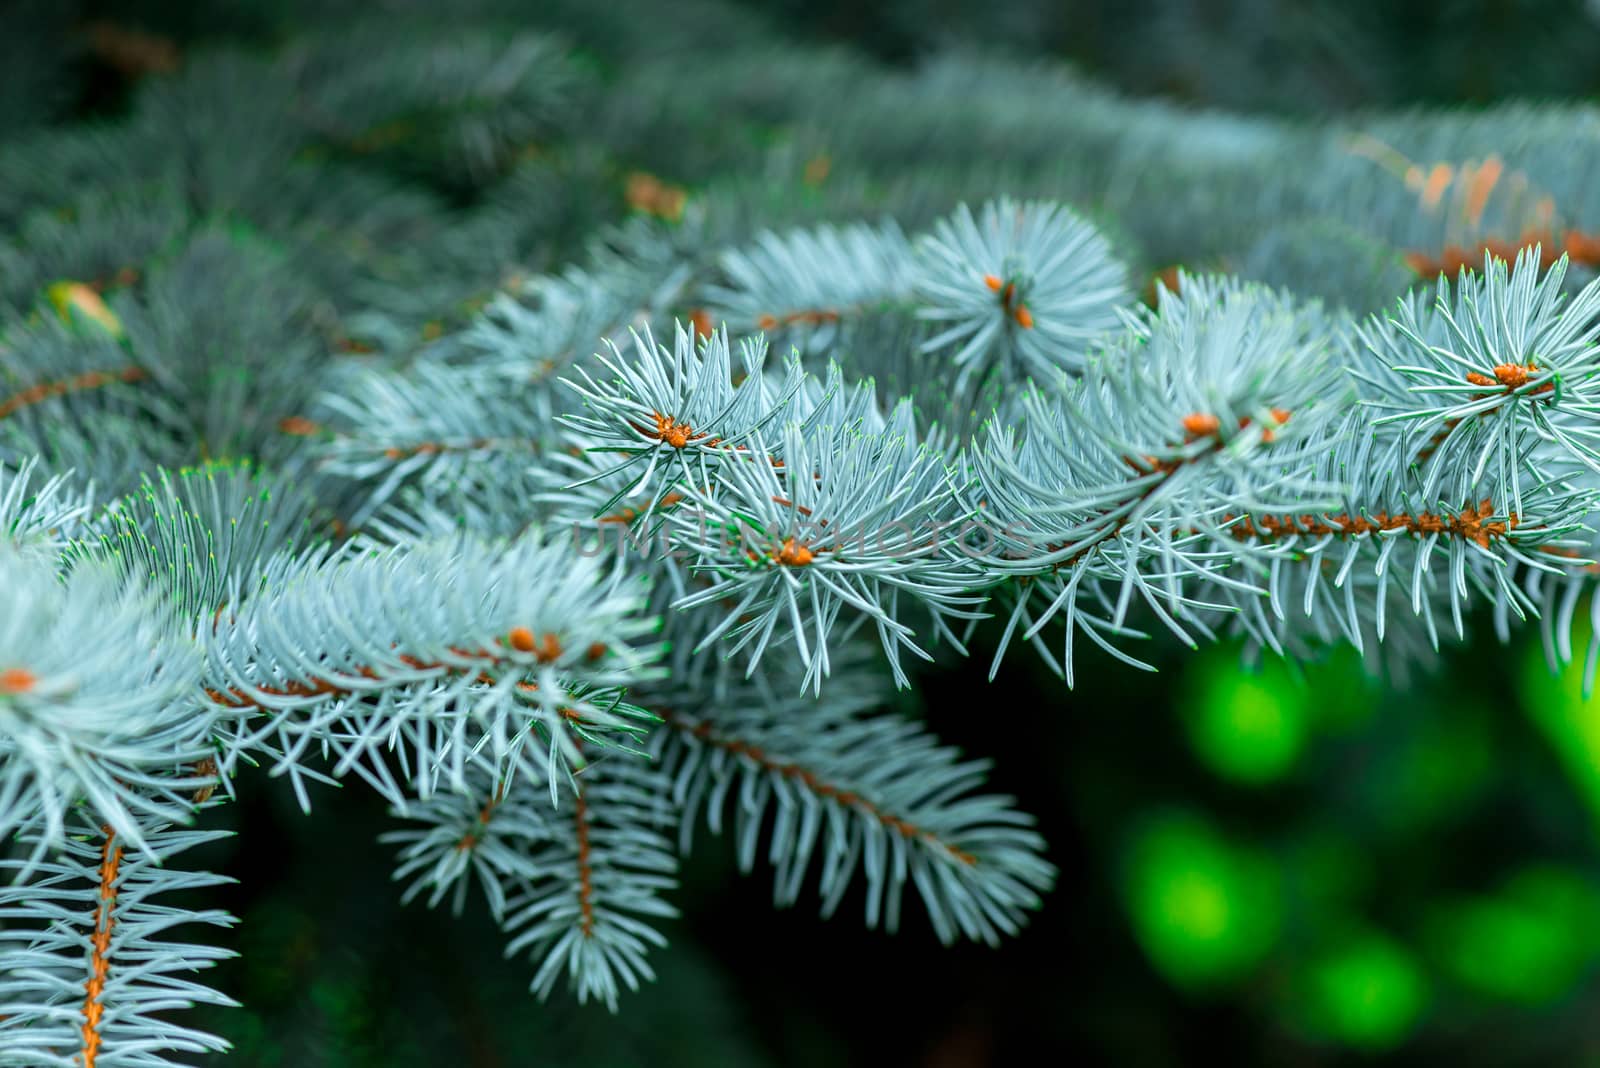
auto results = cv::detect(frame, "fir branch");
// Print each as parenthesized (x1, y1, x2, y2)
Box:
(914, 197, 1130, 389)
(497, 750, 679, 1011)
(0, 365, 147, 423)
(668, 419, 983, 692)
(203, 530, 663, 810)
(967, 276, 1346, 682)
(699, 219, 918, 356)
(0, 810, 236, 1067)
(1352, 248, 1600, 493)
(560, 323, 806, 515)
(650, 682, 1054, 945)
(64, 461, 324, 627)
(0, 548, 212, 866)
(0, 457, 92, 564)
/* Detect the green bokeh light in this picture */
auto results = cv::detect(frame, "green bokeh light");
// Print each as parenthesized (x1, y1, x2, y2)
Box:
(1425, 865, 1600, 1004)
(1123, 812, 1281, 989)
(1184, 644, 1380, 785)
(1300, 930, 1428, 1050)
(1185, 655, 1309, 784)
(1520, 624, 1600, 824)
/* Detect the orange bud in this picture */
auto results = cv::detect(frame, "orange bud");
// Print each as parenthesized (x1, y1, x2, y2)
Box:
(774, 538, 814, 567)
(0, 668, 36, 695)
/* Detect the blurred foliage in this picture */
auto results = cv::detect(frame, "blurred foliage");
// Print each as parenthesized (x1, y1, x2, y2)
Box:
(736, 0, 1600, 113)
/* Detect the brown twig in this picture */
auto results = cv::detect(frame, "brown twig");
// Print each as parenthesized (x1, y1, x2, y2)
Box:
(660, 710, 977, 867)
(79, 825, 123, 1068)
(0, 367, 147, 422)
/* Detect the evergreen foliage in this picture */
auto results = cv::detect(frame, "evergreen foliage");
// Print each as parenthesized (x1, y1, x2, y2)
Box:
(4, 1, 1600, 1062)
